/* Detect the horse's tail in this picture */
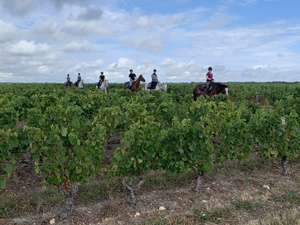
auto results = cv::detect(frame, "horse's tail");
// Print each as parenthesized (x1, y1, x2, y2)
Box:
(193, 87, 197, 101)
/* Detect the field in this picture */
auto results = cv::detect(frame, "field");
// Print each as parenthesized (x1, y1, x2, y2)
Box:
(0, 82, 300, 225)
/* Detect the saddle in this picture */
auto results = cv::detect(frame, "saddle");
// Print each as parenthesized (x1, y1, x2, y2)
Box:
(199, 84, 206, 91)
(127, 81, 135, 89)
(199, 83, 214, 92)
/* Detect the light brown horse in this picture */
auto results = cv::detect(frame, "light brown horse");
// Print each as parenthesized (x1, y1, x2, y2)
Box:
(193, 83, 228, 101)
(124, 75, 146, 94)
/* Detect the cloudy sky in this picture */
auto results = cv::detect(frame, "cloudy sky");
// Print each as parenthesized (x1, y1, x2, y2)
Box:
(0, 0, 299, 83)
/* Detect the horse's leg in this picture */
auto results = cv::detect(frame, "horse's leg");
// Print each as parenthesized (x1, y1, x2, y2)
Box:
(194, 88, 204, 101)
(194, 92, 197, 101)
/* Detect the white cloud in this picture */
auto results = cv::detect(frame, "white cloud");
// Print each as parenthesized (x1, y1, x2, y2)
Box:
(0, 72, 13, 82)
(63, 40, 91, 52)
(0, 20, 20, 43)
(160, 59, 176, 67)
(133, 13, 184, 29)
(123, 36, 165, 52)
(62, 19, 111, 36)
(30, 21, 59, 41)
(8, 40, 50, 55)
(108, 58, 135, 71)
(71, 59, 104, 71)
(68, 7, 103, 21)
(0, 0, 36, 15)
(38, 65, 52, 75)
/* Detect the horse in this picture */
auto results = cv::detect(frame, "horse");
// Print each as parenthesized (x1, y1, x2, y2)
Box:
(96, 80, 108, 94)
(193, 83, 228, 101)
(64, 81, 73, 87)
(124, 75, 145, 94)
(143, 82, 167, 92)
(75, 80, 84, 88)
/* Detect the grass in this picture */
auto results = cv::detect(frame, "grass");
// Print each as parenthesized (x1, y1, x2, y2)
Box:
(233, 200, 263, 212)
(139, 207, 234, 225)
(143, 171, 193, 190)
(138, 216, 195, 225)
(194, 207, 233, 224)
(269, 190, 300, 204)
(0, 187, 63, 216)
(247, 210, 300, 225)
(76, 178, 121, 202)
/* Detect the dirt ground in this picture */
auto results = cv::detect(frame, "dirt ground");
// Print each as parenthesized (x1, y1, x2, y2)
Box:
(1, 135, 300, 225)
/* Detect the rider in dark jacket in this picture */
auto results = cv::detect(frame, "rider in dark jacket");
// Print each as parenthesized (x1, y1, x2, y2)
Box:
(128, 69, 137, 88)
(97, 72, 105, 88)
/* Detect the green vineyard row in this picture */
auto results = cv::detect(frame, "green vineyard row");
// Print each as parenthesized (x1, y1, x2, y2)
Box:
(1, 83, 299, 193)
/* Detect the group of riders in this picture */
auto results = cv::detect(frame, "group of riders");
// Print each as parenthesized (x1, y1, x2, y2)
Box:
(64, 69, 160, 90)
(126, 69, 158, 90)
(65, 67, 215, 94)
(65, 73, 83, 87)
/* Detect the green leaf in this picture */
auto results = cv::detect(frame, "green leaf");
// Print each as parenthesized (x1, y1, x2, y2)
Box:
(61, 127, 68, 137)
(0, 177, 6, 189)
(3, 165, 13, 177)
(76, 167, 82, 174)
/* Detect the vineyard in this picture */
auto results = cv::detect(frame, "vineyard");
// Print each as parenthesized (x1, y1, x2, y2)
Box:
(1, 82, 300, 224)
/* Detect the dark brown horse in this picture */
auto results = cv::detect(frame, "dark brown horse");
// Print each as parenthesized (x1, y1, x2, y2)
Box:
(193, 83, 228, 101)
(124, 75, 146, 94)
(64, 81, 73, 87)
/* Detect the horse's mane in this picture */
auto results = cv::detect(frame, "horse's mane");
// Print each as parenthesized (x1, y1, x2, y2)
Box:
(214, 83, 228, 88)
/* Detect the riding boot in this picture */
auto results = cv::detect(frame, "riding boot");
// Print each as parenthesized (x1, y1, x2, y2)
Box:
(205, 88, 209, 97)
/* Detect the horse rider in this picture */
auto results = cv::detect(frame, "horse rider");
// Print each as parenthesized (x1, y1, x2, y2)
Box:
(150, 69, 158, 89)
(75, 73, 81, 87)
(206, 67, 214, 95)
(97, 72, 105, 88)
(65, 74, 71, 86)
(67, 74, 70, 82)
(128, 69, 137, 88)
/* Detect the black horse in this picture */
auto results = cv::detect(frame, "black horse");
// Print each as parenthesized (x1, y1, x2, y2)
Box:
(193, 83, 228, 101)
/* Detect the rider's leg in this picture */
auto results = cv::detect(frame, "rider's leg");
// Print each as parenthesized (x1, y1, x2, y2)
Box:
(153, 81, 158, 89)
(205, 81, 210, 96)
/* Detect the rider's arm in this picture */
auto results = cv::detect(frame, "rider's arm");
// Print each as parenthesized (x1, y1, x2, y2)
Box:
(206, 73, 213, 81)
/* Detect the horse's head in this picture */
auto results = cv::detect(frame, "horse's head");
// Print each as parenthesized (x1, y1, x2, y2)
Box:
(139, 74, 145, 82)
(213, 83, 228, 95)
(158, 83, 167, 91)
(222, 85, 228, 95)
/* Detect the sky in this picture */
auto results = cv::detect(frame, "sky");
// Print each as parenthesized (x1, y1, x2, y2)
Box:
(0, 0, 300, 83)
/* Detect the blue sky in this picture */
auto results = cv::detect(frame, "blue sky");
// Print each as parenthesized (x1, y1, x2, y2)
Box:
(0, 0, 299, 83)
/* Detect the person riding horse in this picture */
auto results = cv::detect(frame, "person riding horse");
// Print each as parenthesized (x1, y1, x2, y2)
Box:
(64, 74, 71, 86)
(128, 69, 137, 89)
(75, 73, 81, 87)
(150, 69, 158, 89)
(67, 74, 70, 82)
(206, 67, 214, 96)
(97, 72, 105, 88)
